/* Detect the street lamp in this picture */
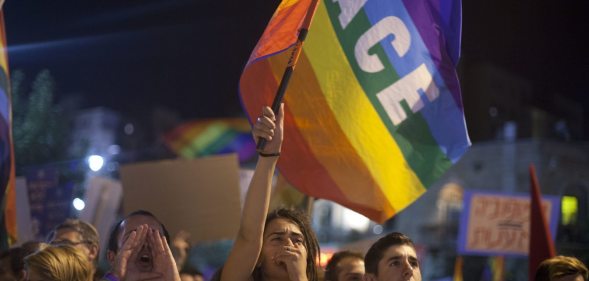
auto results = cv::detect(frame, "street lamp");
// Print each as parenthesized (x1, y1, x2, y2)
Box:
(87, 155, 104, 172)
(72, 198, 85, 211)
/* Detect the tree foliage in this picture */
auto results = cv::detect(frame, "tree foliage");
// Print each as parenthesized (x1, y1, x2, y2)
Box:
(12, 69, 80, 173)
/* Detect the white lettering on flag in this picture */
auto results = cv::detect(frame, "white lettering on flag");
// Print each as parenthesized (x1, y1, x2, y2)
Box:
(376, 64, 439, 125)
(355, 16, 410, 73)
(332, 0, 367, 29)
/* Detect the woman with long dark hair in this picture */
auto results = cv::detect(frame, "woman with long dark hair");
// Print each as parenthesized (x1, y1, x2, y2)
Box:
(221, 104, 320, 281)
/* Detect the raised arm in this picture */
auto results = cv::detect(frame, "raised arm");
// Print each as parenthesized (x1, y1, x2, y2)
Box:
(221, 104, 284, 281)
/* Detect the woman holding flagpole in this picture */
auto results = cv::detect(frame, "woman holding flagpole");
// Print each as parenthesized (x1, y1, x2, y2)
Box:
(221, 104, 320, 281)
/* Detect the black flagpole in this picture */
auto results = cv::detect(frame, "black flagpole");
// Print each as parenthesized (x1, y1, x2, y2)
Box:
(256, 0, 320, 151)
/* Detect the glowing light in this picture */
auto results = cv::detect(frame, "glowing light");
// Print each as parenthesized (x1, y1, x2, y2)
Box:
(317, 251, 335, 268)
(124, 123, 134, 135)
(342, 208, 370, 232)
(88, 155, 104, 171)
(561, 196, 578, 225)
(73, 198, 85, 211)
(373, 224, 383, 234)
(108, 144, 121, 155)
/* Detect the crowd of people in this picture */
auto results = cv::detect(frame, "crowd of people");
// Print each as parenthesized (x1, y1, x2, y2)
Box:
(1, 105, 587, 281)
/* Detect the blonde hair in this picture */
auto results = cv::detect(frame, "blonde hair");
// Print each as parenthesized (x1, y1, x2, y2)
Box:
(24, 245, 93, 281)
(535, 255, 589, 281)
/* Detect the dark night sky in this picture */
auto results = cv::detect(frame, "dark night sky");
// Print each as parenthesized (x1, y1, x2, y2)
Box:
(460, 0, 587, 99)
(4, 0, 281, 119)
(3, 0, 588, 129)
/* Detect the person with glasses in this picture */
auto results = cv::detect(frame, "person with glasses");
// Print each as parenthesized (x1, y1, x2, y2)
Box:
(47, 219, 101, 280)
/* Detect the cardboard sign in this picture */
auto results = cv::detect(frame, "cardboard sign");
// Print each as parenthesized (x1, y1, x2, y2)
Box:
(457, 191, 560, 256)
(120, 154, 242, 243)
(79, 176, 123, 252)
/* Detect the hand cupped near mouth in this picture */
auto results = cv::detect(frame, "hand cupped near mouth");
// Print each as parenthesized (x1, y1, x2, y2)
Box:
(135, 244, 153, 272)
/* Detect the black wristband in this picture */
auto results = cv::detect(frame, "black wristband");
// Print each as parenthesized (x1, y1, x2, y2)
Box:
(259, 152, 281, 157)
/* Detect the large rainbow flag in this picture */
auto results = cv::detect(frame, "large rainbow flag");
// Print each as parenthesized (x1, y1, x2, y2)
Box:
(0, 10, 16, 248)
(239, 0, 469, 222)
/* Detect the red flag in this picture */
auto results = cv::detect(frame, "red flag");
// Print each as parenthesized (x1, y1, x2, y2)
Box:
(528, 164, 556, 280)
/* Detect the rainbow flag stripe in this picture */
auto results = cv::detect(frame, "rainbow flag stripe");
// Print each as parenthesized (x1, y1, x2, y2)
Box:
(164, 118, 257, 163)
(486, 256, 505, 281)
(240, 0, 469, 222)
(0, 11, 16, 247)
(453, 256, 463, 281)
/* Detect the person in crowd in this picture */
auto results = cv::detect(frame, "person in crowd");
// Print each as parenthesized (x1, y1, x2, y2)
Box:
(171, 230, 207, 281)
(0, 241, 46, 281)
(363, 232, 421, 281)
(47, 218, 101, 279)
(0, 247, 23, 281)
(172, 230, 192, 271)
(23, 244, 93, 281)
(535, 255, 588, 281)
(221, 104, 321, 281)
(324, 251, 365, 281)
(179, 266, 204, 281)
(104, 210, 180, 281)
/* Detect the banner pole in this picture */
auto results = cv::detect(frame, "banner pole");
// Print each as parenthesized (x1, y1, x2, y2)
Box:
(256, 0, 320, 151)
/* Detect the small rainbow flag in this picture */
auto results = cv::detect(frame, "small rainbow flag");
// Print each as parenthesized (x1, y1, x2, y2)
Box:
(164, 118, 257, 163)
(453, 256, 463, 281)
(0, 10, 16, 248)
(483, 256, 505, 281)
(240, 0, 469, 222)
